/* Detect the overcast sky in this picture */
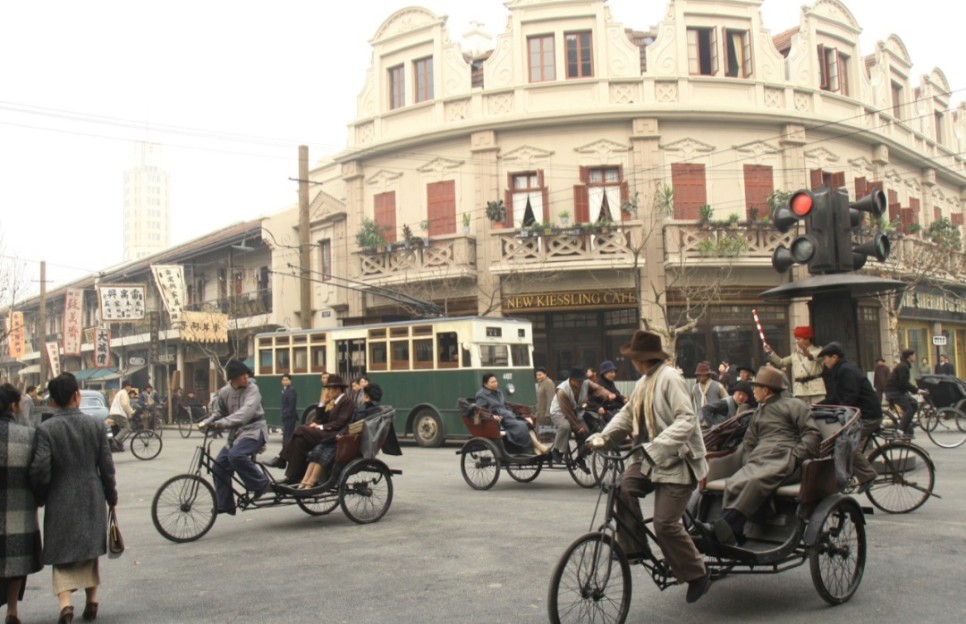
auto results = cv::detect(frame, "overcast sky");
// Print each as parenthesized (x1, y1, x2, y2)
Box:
(2, 0, 962, 301)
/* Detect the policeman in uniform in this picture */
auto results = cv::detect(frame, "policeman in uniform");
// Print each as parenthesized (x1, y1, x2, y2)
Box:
(764, 326, 825, 404)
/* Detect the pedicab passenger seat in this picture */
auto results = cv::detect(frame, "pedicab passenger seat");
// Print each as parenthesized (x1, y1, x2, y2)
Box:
(701, 406, 861, 506)
(334, 405, 402, 464)
(458, 398, 502, 439)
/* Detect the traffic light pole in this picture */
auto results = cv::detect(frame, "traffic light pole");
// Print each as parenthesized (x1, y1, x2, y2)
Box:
(809, 289, 860, 363)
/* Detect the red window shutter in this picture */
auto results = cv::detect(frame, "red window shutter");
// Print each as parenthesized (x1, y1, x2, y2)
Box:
(620, 180, 630, 221)
(537, 170, 550, 222)
(829, 171, 845, 189)
(374, 192, 397, 243)
(671, 163, 707, 220)
(427, 181, 456, 237)
(854, 176, 867, 198)
(908, 197, 920, 222)
(743, 164, 773, 219)
(887, 189, 900, 222)
(935, 206, 942, 222)
(952, 212, 963, 227)
(574, 185, 589, 223)
(504, 189, 513, 227)
(579, 166, 590, 184)
(810, 169, 824, 190)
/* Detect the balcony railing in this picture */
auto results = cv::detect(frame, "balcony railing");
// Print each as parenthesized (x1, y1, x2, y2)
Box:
(357, 235, 477, 285)
(185, 289, 273, 318)
(491, 225, 640, 274)
(663, 222, 793, 265)
(882, 235, 966, 281)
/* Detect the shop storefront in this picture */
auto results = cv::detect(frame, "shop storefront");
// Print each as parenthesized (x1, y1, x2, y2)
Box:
(898, 286, 966, 377)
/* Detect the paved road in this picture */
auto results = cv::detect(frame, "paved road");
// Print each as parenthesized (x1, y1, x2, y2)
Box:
(13, 430, 966, 623)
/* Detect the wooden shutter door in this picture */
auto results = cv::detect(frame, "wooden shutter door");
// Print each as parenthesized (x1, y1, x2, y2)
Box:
(743, 164, 773, 219)
(374, 192, 397, 243)
(427, 181, 456, 237)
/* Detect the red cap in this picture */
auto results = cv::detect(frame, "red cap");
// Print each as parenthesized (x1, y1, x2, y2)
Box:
(793, 326, 814, 339)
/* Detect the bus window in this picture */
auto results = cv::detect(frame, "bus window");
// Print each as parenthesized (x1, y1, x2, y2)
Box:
(462, 346, 471, 367)
(336, 338, 367, 378)
(390, 340, 410, 370)
(276, 349, 291, 374)
(413, 339, 433, 369)
(311, 346, 326, 373)
(370, 341, 388, 371)
(510, 344, 531, 367)
(293, 346, 308, 373)
(258, 349, 273, 375)
(480, 344, 509, 367)
(437, 331, 459, 368)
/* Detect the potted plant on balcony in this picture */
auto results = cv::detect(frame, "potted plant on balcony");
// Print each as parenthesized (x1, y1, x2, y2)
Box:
(356, 218, 388, 254)
(727, 213, 741, 229)
(698, 204, 714, 228)
(402, 224, 423, 250)
(559, 210, 570, 226)
(486, 199, 506, 227)
(621, 192, 639, 218)
(461, 212, 471, 234)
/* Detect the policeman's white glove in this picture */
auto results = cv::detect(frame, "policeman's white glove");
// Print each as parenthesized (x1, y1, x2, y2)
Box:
(585, 433, 606, 452)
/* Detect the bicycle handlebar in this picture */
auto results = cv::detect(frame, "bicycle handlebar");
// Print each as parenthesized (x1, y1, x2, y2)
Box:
(590, 442, 654, 466)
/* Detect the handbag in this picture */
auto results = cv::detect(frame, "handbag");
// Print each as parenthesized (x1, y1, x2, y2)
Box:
(108, 508, 125, 559)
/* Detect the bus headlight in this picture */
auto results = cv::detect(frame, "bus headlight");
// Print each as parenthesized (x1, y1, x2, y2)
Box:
(505, 383, 516, 395)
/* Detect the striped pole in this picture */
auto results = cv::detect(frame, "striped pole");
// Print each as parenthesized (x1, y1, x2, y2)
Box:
(752, 308, 769, 350)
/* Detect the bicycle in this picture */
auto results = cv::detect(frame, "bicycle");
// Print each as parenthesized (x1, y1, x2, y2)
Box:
(175, 403, 208, 439)
(852, 425, 938, 513)
(915, 390, 966, 449)
(107, 413, 163, 461)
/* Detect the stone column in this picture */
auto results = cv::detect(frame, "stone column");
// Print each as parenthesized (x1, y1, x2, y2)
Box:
(630, 118, 665, 327)
(470, 130, 501, 315)
(342, 160, 365, 318)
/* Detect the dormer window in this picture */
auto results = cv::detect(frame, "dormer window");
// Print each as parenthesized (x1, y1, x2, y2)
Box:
(818, 45, 850, 96)
(565, 31, 593, 78)
(687, 28, 717, 76)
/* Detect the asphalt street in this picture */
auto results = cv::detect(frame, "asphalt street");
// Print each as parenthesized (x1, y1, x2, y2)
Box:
(11, 429, 966, 623)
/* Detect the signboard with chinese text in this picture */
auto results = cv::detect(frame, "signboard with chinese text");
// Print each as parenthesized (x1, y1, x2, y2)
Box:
(151, 264, 186, 325)
(7, 312, 25, 358)
(94, 327, 112, 368)
(97, 284, 146, 321)
(181, 310, 229, 343)
(46, 342, 61, 377)
(62, 289, 84, 355)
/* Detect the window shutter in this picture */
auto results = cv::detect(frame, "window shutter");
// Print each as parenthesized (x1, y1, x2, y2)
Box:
(503, 189, 513, 228)
(427, 181, 456, 236)
(538, 170, 550, 222)
(574, 185, 589, 223)
(829, 172, 845, 189)
(374, 192, 397, 243)
(743, 164, 773, 219)
(887, 189, 900, 222)
(809, 169, 824, 190)
(620, 179, 630, 221)
(854, 176, 867, 198)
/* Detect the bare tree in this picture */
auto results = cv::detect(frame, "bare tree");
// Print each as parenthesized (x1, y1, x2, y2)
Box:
(0, 227, 29, 342)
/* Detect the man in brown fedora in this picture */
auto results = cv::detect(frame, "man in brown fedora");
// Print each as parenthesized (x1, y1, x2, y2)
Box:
(264, 374, 355, 485)
(713, 366, 821, 546)
(691, 362, 727, 412)
(588, 330, 712, 603)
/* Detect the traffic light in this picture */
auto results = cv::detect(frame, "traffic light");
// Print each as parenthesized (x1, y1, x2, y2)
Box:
(771, 185, 891, 275)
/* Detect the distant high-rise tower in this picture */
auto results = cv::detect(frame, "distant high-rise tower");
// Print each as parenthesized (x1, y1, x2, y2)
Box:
(123, 142, 171, 261)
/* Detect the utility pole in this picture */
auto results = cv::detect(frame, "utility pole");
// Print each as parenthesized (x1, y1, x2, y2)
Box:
(38, 261, 48, 383)
(299, 145, 312, 329)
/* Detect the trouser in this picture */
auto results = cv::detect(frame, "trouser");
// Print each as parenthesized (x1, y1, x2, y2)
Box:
(852, 416, 883, 484)
(281, 415, 298, 447)
(280, 425, 327, 481)
(887, 392, 917, 433)
(212, 435, 269, 513)
(110, 413, 131, 443)
(549, 411, 586, 453)
(616, 462, 705, 583)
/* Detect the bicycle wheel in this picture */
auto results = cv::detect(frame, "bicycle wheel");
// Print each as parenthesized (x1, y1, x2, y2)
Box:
(548, 532, 631, 624)
(460, 439, 500, 490)
(340, 460, 394, 524)
(130, 430, 163, 460)
(809, 499, 866, 605)
(567, 438, 597, 489)
(506, 459, 542, 483)
(925, 408, 966, 448)
(296, 490, 340, 516)
(177, 413, 193, 439)
(865, 442, 935, 513)
(152, 413, 164, 438)
(151, 474, 217, 543)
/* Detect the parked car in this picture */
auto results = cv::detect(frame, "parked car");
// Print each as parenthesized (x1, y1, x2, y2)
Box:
(79, 389, 109, 421)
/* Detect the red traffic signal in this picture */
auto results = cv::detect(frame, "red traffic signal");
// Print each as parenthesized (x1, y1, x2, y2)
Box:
(773, 189, 815, 233)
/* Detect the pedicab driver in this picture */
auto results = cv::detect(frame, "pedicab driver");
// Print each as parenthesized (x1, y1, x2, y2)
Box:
(586, 330, 712, 604)
(199, 360, 270, 515)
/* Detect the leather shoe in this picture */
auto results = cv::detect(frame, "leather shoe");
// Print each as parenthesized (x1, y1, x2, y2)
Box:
(82, 602, 98, 621)
(550, 448, 563, 464)
(275, 477, 298, 486)
(685, 570, 711, 603)
(58, 606, 74, 624)
(713, 518, 739, 546)
(250, 483, 270, 501)
(263, 456, 286, 469)
(855, 477, 875, 495)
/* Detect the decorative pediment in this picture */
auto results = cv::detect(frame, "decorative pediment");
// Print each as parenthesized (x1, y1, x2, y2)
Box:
(574, 139, 632, 156)
(809, 0, 860, 31)
(660, 138, 715, 156)
(804, 147, 841, 167)
(904, 177, 921, 195)
(881, 35, 912, 67)
(417, 157, 464, 174)
(734, 140, 782, 158)
(365, 169, 404, 186)
(500, 145, 555, 164)
(372, 7, 439, 43)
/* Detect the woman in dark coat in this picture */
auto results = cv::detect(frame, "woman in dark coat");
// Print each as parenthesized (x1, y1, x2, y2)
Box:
(475, 373, 533, 451)
(0, 384, 42, 624)
(30, 373, 118, 624)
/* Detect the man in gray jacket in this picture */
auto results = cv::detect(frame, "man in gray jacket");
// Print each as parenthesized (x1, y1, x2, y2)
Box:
(201, 361, 270, 515)
(588, 330, 711, 603)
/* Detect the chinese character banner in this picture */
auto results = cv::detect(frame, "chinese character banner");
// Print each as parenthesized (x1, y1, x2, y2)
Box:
(46, 342, 61, 377)
(98, 284, 146, 321)
(7, 311, 25, 358)
(94, 326, 112, 368)
(62, 289, 84, 355)
(180, 310, 229, 343)
(151, 264, 186, 325)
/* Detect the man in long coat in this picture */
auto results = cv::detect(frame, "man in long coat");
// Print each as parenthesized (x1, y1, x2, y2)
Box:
(764, 326, 825, 404)
(589, 330, 712, 603)
(714, 366, 821, 545)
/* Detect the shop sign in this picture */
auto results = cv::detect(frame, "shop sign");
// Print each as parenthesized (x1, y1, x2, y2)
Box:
(932, 335, 948, 346)
(503, 288, 637, 312)
(900, 287, 966, 322)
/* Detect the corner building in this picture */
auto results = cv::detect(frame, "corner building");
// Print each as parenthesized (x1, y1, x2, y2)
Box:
(270, 0, 966, 378)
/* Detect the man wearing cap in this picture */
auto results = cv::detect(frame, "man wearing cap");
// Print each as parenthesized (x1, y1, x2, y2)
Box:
(764, 326, 825, 404)
(713, 366, 821, 546)
(817, 342, 880, 492)
(264, 375, 356, 484)
(701, 380, 754, 428)
(591, 360, 627, 420)
(588, 331, 712, 603)
(886, 349, 920, 438)
(201, 360, 270, 515)
(691, 362, 727, 413)
(549, 367, 615, 465)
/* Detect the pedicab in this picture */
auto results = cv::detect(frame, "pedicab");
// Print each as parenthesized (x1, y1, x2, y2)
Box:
(151, 405, 402, 542)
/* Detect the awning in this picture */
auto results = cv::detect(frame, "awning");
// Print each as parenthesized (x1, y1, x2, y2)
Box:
(72, 368, 100, 382)
(88, 367, 121, 381)
(94, 364, 147, 382)
(17, 364, 40, 376)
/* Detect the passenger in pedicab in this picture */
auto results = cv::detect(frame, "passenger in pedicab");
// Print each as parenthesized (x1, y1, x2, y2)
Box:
(589, 360, 627, 423)
(710, 366, 821, 546)
(700, 380, 754, 429)
(475, 373, 549, 454)
(549, 367, 616, 466)
(264, 375, 354, 485)
(296, 384, 385, 490)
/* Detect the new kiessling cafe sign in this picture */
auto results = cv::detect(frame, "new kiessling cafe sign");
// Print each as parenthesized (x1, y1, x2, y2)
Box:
(503, 289, 637, 312)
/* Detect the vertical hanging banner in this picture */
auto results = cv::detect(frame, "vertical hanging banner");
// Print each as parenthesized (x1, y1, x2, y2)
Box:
(46, 342, 61, 377)
(94, 327, 112, 368)
(62, 289, 84, 355)
(98, 285, 146, 321)
(151, 265, 186, 326)
(7, 311, 25, 358)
